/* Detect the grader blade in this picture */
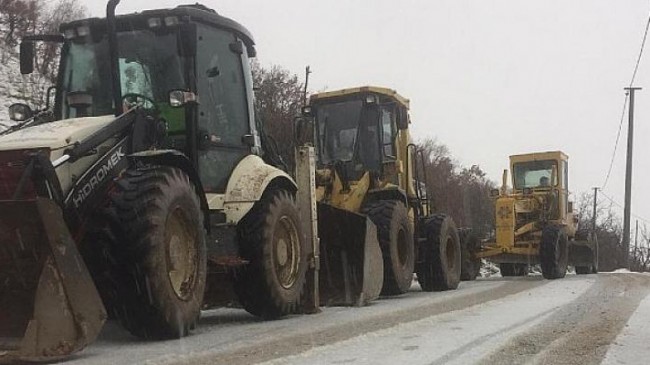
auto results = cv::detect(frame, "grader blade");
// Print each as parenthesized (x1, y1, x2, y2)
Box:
(0, 198, 106, 363)
(318, 203, 383, 306)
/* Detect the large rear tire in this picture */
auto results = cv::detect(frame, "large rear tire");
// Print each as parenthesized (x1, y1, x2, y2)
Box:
(459, 228, 481, 281)
(540, 225, 569, 279)
(233, 188, 308, 319)
(111, 166, 207, 339)
(364, 201, 415, 295)
(416, 214, 461, 291)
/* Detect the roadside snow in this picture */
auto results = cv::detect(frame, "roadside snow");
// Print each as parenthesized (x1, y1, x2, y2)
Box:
(261, 277, 595, 365)
(602, 290, 650, 364)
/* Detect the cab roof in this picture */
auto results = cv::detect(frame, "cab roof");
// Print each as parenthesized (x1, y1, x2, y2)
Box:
(310, 86, 410, 109)
(60, 4, 255, 50)
(510, 151, 568, 164)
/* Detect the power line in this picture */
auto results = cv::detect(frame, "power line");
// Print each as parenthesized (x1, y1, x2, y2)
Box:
(601, 9, 650, 189)
(599, 190, 650, 225)
(602, 93, 628, 189)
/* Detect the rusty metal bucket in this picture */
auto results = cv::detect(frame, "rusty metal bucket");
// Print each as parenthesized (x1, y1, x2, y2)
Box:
(317, 203, 383, 306)
(0, 198, 106, 362)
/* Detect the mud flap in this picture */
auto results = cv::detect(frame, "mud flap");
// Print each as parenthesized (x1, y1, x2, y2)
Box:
(317, 203, 383, 306)
(0, 198, 106, 363)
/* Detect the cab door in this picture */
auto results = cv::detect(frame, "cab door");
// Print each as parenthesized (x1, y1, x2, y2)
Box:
(195, 25, 254, 193)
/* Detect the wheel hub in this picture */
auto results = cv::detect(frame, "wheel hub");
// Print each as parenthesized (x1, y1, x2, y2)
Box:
(165, 207, 198, 301)
(273, 215, 300, 289)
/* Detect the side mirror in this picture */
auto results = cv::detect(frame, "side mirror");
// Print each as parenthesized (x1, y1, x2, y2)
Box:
(169, 89, 198, 107)
(301, 105, 314, 117)
(20, 41, 35, 75)
(9, 103, 33, 122)
(294, 116, 314, 146)
(396, 108, 409, 130)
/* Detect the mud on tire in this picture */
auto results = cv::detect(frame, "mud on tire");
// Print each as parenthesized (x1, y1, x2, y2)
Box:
(539, 225, 569, 279)
(363, 201, 415, 295)
(416, 214, 461, 291)
(233, 188, 308, 319)
(110, 166, 207, 339)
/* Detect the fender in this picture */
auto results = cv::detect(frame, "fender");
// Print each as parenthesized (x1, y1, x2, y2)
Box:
(128, 149, 210, 229)
(222, 154, 297, 224)
(366, 186, 408, 207)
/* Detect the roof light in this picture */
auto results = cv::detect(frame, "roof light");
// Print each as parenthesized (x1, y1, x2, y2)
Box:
(148, 17, 162, 28)
(63, 28, 76, 39)
(164, 16, 179, 26)
(77, 25, 90, 37)
(365, 95, 377, 104)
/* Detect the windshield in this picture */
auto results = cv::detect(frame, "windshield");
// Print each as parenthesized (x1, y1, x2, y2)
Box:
(512, 160, 557, 189)
(58, 29, 186, 119)
(316, 99, 363, 164)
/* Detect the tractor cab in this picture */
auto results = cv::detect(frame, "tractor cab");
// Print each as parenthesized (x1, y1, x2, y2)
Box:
(13, 4, 260, 194)
(307, 86, 410, 185)
(509, 151, 572, 225)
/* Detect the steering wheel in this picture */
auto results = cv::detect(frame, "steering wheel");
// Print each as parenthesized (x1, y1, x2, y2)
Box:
(122, 93, 158, 112)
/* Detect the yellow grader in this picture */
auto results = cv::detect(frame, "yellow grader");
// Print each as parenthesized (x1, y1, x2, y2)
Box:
(300, 86, 462, 303)
(476, 151, 598, 278)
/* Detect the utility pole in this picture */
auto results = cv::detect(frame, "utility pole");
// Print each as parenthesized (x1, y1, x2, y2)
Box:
(592, 187, 598, 236)
(623, 87, 641, 269)
(635, 219, 639, 264)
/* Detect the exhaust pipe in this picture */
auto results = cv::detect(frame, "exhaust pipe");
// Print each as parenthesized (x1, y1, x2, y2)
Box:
(107, 0, 122, 116)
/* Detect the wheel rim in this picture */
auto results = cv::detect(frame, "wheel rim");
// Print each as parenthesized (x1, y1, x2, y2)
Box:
(397, 227, 409, 268)
(445, 236, 457, 270)
(165, 206, 198, 301)
(274, 215, 300, 289)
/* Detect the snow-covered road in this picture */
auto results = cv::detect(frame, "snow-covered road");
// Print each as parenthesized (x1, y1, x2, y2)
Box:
(56, 273, 650, 365)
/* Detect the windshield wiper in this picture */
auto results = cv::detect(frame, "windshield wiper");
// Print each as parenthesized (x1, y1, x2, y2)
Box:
(0, 110, 54, 136)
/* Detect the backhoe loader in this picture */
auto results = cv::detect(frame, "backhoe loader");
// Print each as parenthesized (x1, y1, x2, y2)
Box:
(0, 1, 318, 362)
(476, 151, 598, 278)
(300, 86, 462, 303)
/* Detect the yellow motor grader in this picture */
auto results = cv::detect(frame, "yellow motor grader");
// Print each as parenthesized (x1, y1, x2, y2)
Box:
(476, 151, 598, 278)
(299, 86, 462, 303)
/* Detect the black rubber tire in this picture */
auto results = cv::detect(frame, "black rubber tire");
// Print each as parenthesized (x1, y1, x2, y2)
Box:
(539, 225, 569, 279)
(363, 201, 415, 295)
(79, 210, 124, 320)
(233, 188, 308, 319)
(459, 228, 481, 281)
(416, 214, 461, 291)
(499, 263, 528, 277)
(110, 166, 207, 339)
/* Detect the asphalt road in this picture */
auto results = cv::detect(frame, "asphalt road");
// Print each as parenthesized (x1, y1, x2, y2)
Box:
(58, 272, 650, 365)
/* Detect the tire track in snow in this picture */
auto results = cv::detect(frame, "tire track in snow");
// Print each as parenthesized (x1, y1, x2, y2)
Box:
(479, 273, 650, 365)
(156, 278, 545, 365)
(255, 276, 593, 365)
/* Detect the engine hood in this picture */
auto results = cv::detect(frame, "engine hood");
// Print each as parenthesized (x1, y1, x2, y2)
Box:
(0, 115, 115, 152)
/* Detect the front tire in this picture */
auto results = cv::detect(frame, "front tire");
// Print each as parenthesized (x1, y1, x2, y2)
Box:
(416, 214, 461, 291)
(540, 226, 569, 279)
(111, 166, 207, 339)
(364, 201, 415, 295)
(459, 228, 481, 281)
(234, 188, 308, 319)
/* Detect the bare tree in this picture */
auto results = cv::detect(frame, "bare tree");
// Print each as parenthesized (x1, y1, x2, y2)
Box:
(251, 60, 304, 170)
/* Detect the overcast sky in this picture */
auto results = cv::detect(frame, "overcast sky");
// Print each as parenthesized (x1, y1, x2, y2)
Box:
(83, 0, 650, 229)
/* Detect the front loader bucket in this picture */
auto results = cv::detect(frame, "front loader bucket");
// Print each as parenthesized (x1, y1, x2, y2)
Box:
(0, 198, 106, 363)
(318, 203, 383, 306)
